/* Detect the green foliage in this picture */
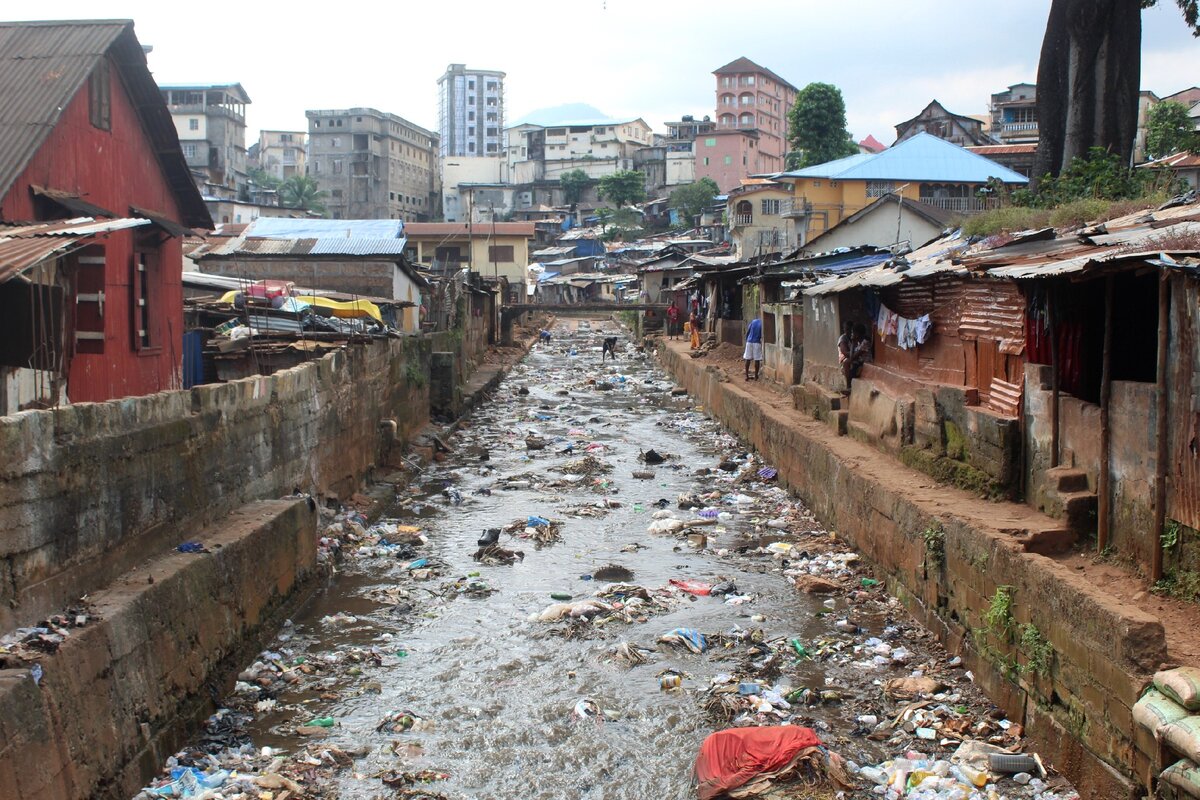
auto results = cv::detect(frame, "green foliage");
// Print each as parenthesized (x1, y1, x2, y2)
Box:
(786, 82, 859, 169)
(278, 175, 328, 214)
(1163, 519, 1183, 550)
(1141, 0, 1200, 35)
(1146, 100, 1199, 159)
(1153, 570, 1200, 602)
(596, 169, 647, 208)
(560, 169, 592, 206)
(1018, 623, 1054, 677)
(248, 167, 283, 191)
(922, 525, 945, 570)
(983, 586, 1016, 635)
(1023, 148, 1151, 208)
(669, 178, 720, 224)
(404, 361, 427, 388)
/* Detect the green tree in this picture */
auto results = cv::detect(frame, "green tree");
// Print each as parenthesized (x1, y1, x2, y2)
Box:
(247, 167, 283, 191)
(669, 177, 719, 224)
(1032, 0, 1199, 181)
(560, 169, 592, 206)
(596, 169, 646, 208)
(1146, 100, 1199, 159)
(278, 175, 328, 214)
(786, 82, 859, 169)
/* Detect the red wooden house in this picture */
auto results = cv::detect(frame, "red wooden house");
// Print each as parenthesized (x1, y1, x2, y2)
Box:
(0, 20, 210, 410)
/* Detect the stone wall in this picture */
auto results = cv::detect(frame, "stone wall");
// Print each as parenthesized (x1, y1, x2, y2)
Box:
(0, 336, 431, 632)
(659, 345, 1166, 799)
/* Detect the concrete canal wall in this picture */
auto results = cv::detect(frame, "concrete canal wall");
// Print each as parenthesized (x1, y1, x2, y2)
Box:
(658, 345, 1166, 800)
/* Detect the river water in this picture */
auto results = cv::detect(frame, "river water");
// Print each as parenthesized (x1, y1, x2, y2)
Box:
(140, 318, 1076, 800)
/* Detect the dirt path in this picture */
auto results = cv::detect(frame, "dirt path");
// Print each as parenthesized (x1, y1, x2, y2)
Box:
(664, 338, 1200, 667)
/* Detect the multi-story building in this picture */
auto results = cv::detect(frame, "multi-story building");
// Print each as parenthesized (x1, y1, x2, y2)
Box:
(257, 130, 306, 181)
(895, 100, 994, 147)
(437, 64, 505, 158)
(160, 83, 251, 200)
(305, 108, 439, 221)
(990, 83, 1039, 144)
(505, 119, 653, 183)
(709, 58, 798, 178)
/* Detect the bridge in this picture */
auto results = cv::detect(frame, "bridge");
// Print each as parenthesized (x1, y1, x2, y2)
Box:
(499, 303, 669, 342)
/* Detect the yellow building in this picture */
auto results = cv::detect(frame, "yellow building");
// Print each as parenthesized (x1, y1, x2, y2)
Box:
(404, 222, 534, 304)
(726, 181, 793, 257)
(776, 132, 1027, 245)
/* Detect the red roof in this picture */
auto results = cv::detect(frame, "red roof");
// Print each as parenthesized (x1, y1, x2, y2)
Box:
(858, 134, 886, 153)
(712, 57, 797, 92)
(405, 222, 535, 236)
(966, 144, 1038, 155)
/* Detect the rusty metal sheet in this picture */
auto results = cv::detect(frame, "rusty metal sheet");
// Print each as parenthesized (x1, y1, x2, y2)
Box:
(1169, 274, 1200, 529)
(958, 280, 1025, 354)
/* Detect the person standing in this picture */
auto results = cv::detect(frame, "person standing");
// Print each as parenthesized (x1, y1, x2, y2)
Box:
(743, 316, 763, 381)
(837, 322, 854, 391)
(666, 301, 680, 340)
(689, 312, 701, 350)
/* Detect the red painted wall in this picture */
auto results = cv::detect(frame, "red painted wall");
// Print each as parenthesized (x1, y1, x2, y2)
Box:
(0, 55, 186, 402)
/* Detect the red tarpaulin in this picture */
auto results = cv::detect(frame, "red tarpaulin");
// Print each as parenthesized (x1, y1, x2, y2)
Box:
(694, 726, 823, 799)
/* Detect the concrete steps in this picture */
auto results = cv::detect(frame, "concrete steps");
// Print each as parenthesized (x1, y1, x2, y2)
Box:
(1042, 467, 1097, 536)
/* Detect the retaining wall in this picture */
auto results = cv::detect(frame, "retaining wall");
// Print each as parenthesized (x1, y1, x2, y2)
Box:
(660, 346, 1166, 800)
(0, 335, 431, 631)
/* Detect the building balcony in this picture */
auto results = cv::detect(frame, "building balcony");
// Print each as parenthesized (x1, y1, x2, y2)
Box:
(780, 198, 811, 218)
(917, 196, 1000, 214)
(733, 213, 753, 226)
(1001, 121, 1039, 133)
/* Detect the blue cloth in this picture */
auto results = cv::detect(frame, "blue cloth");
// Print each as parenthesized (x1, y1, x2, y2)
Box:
(745, 318, 763, 344)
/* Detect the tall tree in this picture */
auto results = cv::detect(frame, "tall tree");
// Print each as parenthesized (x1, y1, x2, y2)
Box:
(1033, 0, 1199, 181)
(278, 175, 328, 214)
(1146, 100, 1199, 159)
(669, 178, 720, 224)
(596, 169, 647, 208)
(786, 82, 859, 169)
(559, 169, 592, 206)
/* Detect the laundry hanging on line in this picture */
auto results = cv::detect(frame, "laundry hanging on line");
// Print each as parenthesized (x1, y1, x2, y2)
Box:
(875, 302, 932, 350)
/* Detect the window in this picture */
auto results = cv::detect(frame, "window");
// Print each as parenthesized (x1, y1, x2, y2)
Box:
(703, 157, 710, 166)
(468, 111, 475, 121)
(812, 180, 821, 187)
(468, 127, 475, 136)
(188, 118, 199, 131)
(468, 80, 475, 90)
(724, 155, 733, 165)
(314, 120, 321, 128)
(333, 159, 343, 174)
(354, 185, 367, 202)
(331, 189, 343, 198)
(183, 143, 197, 159)
(468, 142, 475, 152)
(89, 59, 111, 130)
(488, 245, 515, 262)
(487, 82, 497, 91)
(390, 192, 395, 200)
(866, 180, 895, 198)
(761, 199, 781, 215)
(312, 161, 320, 173)
(739, 113, 754, 127)
(435, 246, 463, 264)
(331, 137, 341, 147)
(705, 137, 717, 147)
(73, 245, 106, 354)
(486, 127, 497, 136)
(131, 244, 159, 352)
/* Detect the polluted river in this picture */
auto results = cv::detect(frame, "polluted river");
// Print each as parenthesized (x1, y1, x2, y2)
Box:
(137, 319, 1080, 800)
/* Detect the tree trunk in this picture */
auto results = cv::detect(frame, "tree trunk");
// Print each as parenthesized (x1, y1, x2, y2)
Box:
(1032, 0, 1142, 183)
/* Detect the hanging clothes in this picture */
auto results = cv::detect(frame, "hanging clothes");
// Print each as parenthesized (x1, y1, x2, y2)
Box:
(876, 302, 930, 349)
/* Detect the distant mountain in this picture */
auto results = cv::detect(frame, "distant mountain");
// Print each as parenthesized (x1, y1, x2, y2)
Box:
(511, 103, 615, 127)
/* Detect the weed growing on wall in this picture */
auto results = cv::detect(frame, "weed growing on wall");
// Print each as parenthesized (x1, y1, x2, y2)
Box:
(1018, 623, 1054, 677)
(983, 585, 1016, 635)
(922, 525, 945, 570)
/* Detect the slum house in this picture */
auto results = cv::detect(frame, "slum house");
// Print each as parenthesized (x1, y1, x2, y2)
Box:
(959, 205, 1200, 572)
(676, 257, 755, 344)
(535, 272, 633, 305)
(751, 247, 894, 385)
(403, 221, 534, 305)
(193, 235, 427, 333)
(0, 20, 211, 411)
(800, 193, 956, 255)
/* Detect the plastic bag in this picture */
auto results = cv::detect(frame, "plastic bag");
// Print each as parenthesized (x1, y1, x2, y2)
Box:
(1134, 688, 1189, 735)
(1156, 667, 1200, 711)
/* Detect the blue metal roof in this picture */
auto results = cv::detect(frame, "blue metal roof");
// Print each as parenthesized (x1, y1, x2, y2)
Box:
(246, 218, 405, 239)
(778, 133, 1028, 184)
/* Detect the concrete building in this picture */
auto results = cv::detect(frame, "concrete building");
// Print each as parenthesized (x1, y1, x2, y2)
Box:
(204, 198, 310, 226)
(989, 83, 1039, 145)
(161, 83, 251, 200)
(726, 182, 792, 258)
(696, 128, 765, 193)
(506, 119, 653, 183)
(442, 156, 508, 221)
(305, 108, 439, 221)
(437, 63, 505, 157)
(257, 130, 306, 180)
(711, 57, 797, 177)
(404, 221, 535, 303)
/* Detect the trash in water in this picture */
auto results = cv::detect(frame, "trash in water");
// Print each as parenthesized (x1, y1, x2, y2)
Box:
(668, 578, 712, 596)
(659, 627, 707, 653)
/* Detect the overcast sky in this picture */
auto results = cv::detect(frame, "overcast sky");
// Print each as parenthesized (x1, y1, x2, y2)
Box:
(16, 1, 1200, 144)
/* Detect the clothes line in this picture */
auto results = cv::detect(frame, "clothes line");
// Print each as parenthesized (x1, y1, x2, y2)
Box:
(874, 302, 932, 350)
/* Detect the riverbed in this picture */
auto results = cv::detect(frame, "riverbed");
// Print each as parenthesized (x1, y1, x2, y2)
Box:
(137, 318, 1076, 800)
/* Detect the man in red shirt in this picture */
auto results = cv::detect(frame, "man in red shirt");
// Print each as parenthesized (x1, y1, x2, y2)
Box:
(666, 301, 680, 340)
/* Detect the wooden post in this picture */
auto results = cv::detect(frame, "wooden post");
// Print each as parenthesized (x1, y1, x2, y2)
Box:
(1152, 272, 1171, 582)
(1097, 276, 1115, 551)
(1048, 288, 1060, 468)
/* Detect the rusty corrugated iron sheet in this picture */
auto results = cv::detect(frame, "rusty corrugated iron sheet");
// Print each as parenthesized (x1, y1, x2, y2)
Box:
(1169, 274, 1200, 530)
(958, 280, 1025, 355)
(0, 216, 149, 281)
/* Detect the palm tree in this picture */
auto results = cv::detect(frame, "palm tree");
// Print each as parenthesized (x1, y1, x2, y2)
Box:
(279, 175, 328, 214)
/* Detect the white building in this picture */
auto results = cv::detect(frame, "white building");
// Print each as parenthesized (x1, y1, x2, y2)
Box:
(505, 119, 653, 183)
(437, 64, 505, 158)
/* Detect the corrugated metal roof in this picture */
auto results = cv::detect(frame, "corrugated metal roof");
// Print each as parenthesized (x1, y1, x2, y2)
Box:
(245, 217, 404, 239)
(778, 133, 1028, 184)
(532, 246, 576, 257)
(0, 21, 210, 229)
(0, 215, 150, 281)
(199, 235, 411, 258)
(308, 236, 410, 256)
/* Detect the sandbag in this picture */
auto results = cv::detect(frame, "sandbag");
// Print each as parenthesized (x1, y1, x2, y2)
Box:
(1162, 717, 1200, 763)
(694, 726, 823, 800)
(1161, 759, 1200, 799)
(1135, 689, 1190, 735)
(1156, 668, 1200, 712)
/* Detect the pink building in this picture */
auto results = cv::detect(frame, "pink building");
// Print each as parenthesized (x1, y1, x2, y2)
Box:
(695, 129, 767, 193)
(712, 57, 798, 177)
